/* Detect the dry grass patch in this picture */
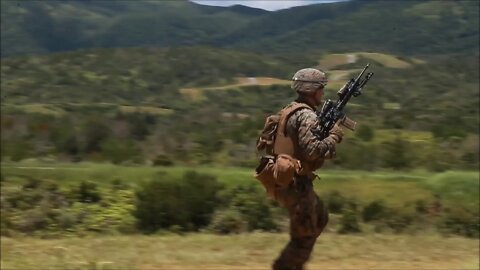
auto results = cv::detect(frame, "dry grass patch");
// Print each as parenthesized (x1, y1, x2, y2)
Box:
(179, 87, 206, 102)
(234, 77, 291, 86)
(1, 233, 478, 270)
(7, 104, 64, 116)
(320, 52, 415, 69)
(319, 54, 357, 70)
(118, 105, 174, 115)
(179, 77, 291, 101)
(356, 52, 411, 68)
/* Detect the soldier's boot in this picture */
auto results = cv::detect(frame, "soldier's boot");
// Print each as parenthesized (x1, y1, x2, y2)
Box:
(272, 236, 316, 270)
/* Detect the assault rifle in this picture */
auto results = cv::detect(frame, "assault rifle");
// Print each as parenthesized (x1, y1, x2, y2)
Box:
(313, 64, 374, 139)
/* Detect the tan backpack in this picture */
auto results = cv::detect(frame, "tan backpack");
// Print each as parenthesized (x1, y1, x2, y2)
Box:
(254, 103, 312, 198)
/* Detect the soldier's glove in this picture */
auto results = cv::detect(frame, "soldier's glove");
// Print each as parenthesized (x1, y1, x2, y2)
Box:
(323, 137, 337, 159)
(324, 146, 336, 159)
(328, 123, 344, 143)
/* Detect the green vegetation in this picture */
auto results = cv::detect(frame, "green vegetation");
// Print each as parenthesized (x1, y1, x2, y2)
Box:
(1, 47, 478, 170)
(0, 0, 266, 57)
(1, 1, 478, 57)
(1, 163, 478, 238)
(1, 1, 478, 268)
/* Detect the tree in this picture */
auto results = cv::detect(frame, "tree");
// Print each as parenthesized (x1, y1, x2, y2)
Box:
(356, 124, 375, 141)
(382, 136, 411, 169)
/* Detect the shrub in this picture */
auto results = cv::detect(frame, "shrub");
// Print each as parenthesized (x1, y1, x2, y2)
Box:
(227, 185, 280, 232)
(338, 208, 361, 234)
(362, 200, 387, 222)
(101, 138, 142, 164)
(134, 171, 222, 233)
(72, 181, 101, 203)
(382, 206, 416, 233)
(22, 177, 42, 190)
(208, 209, 247, 234)
(326, 191, 347, 214)
(152, 154, 174, 166)
(437, 206, 479, 238)
(356, 124, 375, 141)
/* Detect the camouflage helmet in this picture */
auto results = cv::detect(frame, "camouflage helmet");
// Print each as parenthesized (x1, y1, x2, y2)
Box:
(291, 68, 328, 94)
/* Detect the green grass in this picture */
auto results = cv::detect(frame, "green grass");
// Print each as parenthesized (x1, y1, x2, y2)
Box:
(1, 232, 478, 270)
(374, 129, 434, 142)
(2, 162, 478, 208)
(0, 162, 255, 188)
(424, 171, 480, 207)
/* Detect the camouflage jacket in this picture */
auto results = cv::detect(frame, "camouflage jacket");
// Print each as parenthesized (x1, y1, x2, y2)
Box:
(285, 101, 337, 166)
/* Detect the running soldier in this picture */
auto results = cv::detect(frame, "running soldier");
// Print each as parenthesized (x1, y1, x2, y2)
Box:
(255, 68, 344, 270)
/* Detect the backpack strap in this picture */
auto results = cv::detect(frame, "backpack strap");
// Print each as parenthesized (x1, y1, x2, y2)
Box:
(273, 102, 313, 156)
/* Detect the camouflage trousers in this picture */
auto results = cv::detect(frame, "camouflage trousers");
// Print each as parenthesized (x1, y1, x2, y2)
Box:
(272, 175, 329, 270)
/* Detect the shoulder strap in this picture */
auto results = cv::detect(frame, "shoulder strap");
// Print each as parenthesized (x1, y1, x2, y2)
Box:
(277, 103, 312, 136)
(273, 103, 313, 156)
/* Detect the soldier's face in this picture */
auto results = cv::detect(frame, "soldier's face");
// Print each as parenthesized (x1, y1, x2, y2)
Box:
(313, 86, 324, 106)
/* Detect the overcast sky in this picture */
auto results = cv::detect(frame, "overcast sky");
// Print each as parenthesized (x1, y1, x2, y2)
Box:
(190, 0, 344, 11)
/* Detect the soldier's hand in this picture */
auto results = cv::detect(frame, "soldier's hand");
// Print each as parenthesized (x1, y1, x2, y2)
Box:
(329, 123, 344, 143)
(324, 149, 336, 159)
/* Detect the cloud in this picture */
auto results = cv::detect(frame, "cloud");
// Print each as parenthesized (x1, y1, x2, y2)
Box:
(190, 0, 343, 11)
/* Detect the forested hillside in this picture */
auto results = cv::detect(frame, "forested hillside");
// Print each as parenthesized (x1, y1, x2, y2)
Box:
(220, 0, 479, 55)
(1, 47, 478, 169)
(1, 0, 478, 57)
(0, 0, 264, 57)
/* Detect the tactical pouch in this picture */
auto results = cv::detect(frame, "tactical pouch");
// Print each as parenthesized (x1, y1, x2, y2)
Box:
(254, 154, 300, 198)
(274, 154, 300, 187)
(254, 156, 276, 198)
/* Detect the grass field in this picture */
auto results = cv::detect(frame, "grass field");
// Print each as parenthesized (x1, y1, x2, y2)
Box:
(318, 52, 424, 70)
(179, 77, 291, 102)
(1, 232, 478, 270)
(1, 163, 478, 269)
(2, 162, 478, 207)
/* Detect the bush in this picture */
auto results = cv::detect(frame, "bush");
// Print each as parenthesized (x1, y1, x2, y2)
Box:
(208, 209, 247, 234)
(356, 124, 375, 141)
(227, 185, 280, 232)
(152, 154, 174, 166)
(134, 171, 222, 233)
(381, 206, 416, 233)
(326, 191, 347, 214)
(101, 138, 142, 164)
(362, 200, 387, 222)
(338, 208, 361, 234)
(437, 206, 479, 238)
(72, 181, 101, 203)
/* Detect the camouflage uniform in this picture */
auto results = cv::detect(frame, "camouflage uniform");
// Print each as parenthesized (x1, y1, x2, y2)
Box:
(271, 68, 342, 270)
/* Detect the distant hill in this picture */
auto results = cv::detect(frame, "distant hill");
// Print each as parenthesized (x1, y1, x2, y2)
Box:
(218, 0, 480, 56)
(1, 0, 478, 57)
(0, 0, 264, 57)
